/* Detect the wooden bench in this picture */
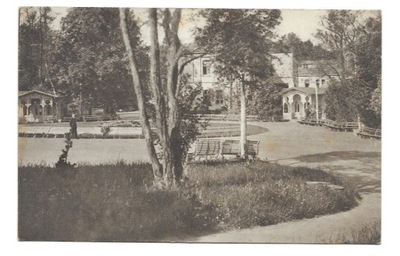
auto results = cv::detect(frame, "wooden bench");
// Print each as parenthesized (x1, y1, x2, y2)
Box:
(357, 127, 381, 140)
(191, 139, 260, 161)
(222, 140, 259, 158)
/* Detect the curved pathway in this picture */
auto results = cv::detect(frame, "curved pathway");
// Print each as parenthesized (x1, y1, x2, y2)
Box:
(191, 121, 381, 243)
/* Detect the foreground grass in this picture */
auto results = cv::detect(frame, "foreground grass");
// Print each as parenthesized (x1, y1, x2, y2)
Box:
(324, 221, 381, 244)
(189, 162, 360, 230)
(19, 161, 359, 241)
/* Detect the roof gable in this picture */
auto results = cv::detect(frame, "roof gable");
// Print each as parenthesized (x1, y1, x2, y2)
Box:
(18, 90, 60, 98)
(281, 87, 326, 95)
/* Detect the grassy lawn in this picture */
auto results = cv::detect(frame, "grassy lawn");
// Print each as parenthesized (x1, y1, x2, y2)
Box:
(19, 161, 359, 242)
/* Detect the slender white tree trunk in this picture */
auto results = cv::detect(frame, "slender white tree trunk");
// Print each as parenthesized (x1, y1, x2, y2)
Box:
(240, 75, 248, 159)
(119, 8, 162, 178)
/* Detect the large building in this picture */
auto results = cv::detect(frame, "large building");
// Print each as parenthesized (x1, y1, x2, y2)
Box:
(182, 54, 235, 112)
(183, 52, 340, 120)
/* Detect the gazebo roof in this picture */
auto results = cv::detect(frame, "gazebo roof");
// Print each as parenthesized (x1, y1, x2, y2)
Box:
(18, 90, 60, 98)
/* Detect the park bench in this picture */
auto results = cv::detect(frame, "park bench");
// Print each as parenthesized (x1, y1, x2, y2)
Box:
(357, 127, 381, 140)
(191, 138, 260, 162)
(222, 139, 259, 159)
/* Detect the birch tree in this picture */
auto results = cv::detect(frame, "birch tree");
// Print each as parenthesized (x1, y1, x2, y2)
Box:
(119, 8, 202, 187)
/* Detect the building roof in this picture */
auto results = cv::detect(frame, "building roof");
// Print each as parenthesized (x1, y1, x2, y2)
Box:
(298, 60, 339, 77)
(18, 90, 60, 98)
(281, 87, 326, 95)
(267, 72, 287, 85)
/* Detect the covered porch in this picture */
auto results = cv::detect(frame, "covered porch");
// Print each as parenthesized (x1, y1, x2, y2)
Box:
(281, 87, 326, 120)
(18, 90, 62, 123)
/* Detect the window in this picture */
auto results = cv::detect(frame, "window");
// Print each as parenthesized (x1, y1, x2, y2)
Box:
(305, 79, 310, 87)
(321, 79, 326, 86)
(202, 60, 211, 75)
(215, 90, 224, 104)
(284, 103, 289, 113)
(302, 64, 309, 68)
(295, 103, 300, 113)
(316, 79, 320, 87)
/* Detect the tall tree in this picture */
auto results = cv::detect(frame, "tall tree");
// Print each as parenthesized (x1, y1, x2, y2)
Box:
(120, 8, 204, 187)
(316, 10, 361, 81)
(273, 33, 333, 60)
(318, 11, 381, 127)
(51, 8, 142, 114)
(19, 7, 55, 92)
(195, 9, 281, 158)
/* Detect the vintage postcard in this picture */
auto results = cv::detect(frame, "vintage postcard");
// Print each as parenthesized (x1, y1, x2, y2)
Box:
(18, 6, 381, 244)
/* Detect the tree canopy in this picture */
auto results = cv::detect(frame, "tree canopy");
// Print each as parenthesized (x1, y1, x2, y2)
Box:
(318, 10, 381, 127)
(50, 8, 146, 114)
(195, 9, 281, 81)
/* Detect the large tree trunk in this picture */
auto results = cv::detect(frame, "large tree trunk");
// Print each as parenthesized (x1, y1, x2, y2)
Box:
(119, 8, 162, 178)
(163, 9, 184, 183)
(148, 9, 174, 183)
(120, 8, 187, 187)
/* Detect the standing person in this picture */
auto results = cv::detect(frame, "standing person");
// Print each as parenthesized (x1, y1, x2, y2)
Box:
(70, 114, 78, 139)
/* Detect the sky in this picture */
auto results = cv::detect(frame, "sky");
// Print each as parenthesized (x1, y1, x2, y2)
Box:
(47, 8, 328, 45)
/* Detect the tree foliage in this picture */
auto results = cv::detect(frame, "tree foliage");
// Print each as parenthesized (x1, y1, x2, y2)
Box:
(273, 33, 333, 60)
(19, 7, 55, 92)
(195, 9, 281, 81)
(51, 8, 144, 114)
(318, 11, 381, 127)
(247, 83, 285, 120)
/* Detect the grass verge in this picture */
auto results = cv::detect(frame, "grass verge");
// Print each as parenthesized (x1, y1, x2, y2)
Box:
(324, 221, 381, 244)
(19, 161, 359, 241)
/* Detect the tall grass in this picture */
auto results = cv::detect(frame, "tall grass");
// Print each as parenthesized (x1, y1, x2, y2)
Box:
(324, 221, 381, 244)
(18, 163, 213, 241)
(189, 162, 360, 229)
(19, 161, 360, 241)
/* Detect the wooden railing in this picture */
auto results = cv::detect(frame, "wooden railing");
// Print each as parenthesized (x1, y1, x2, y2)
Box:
(356, 127, 381, 140)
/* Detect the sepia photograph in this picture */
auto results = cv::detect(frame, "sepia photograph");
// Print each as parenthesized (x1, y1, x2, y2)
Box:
(13, 0, 389, 251)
